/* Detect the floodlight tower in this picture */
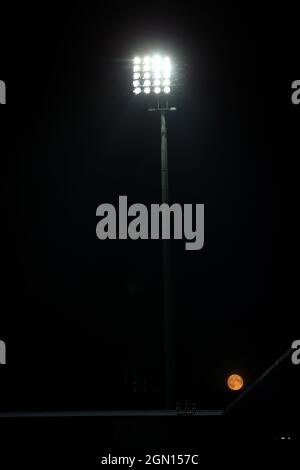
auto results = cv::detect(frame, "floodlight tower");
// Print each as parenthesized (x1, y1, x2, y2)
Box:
(132, 55, 176, 409)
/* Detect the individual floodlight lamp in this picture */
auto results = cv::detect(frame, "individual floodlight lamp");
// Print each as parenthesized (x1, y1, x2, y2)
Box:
(132, 54, 173, 95)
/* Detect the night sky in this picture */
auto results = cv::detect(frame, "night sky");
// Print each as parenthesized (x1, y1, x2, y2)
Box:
(0, 3, 298, 438)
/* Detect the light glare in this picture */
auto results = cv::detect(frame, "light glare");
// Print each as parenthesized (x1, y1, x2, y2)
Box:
(154, 87, 161, 94)
(133, 72, 140, 80)
(133, 80, 140, 87)
(153, 55, 161, 63)
(133, 57, 141, 65)
(143, 80, 151, 87)
(163, 86, 171, 94)
(133, 87, 141, 95)
(144, 87, 151, 94)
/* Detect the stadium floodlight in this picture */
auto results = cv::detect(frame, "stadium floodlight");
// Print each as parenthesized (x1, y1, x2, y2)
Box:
(132, 54, 173, 95)
(131, 53, 177, 409)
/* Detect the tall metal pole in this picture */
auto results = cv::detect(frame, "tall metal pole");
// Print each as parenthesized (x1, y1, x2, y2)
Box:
(161, 109, 174, 409)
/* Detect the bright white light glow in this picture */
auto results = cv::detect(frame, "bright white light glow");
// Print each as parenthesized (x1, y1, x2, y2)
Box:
(153, 55, 161, 64)
(132, 55, 172, 95)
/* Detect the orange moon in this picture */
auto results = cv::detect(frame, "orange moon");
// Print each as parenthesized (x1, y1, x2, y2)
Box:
(227, 374, 244, 391)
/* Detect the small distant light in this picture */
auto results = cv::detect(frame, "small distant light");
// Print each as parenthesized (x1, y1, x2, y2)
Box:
(133, 80, 140, 88)
(227, 374, 244, 391)
(133, 57, 141, 65)
(133, 87, 141, 95)
(144, 87, 151, 94)
(143, 80, 151, 87)
(164, 86, 171, 94)
(133, 72, 140, 80)
(154, 87, 161, 94)
(154, 79, 161, 87)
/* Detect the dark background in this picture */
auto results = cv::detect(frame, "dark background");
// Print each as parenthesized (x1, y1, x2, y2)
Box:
(0, 2, 299, 447)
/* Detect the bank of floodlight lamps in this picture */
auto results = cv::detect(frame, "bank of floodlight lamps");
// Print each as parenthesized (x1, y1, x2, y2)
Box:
(132, 54, 176, 409)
